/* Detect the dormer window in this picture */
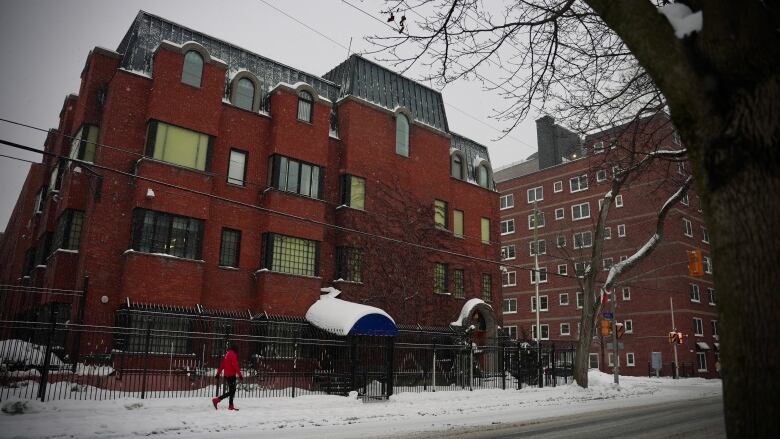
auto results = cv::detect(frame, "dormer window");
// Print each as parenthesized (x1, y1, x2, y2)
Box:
(182, 50, 204, 87)
(297, 90, 313, 123)
(234, 78, 255, 111)
(477, 164, 490, 188)
(396, 113, 410, 157)
(451, 153, 464, 179)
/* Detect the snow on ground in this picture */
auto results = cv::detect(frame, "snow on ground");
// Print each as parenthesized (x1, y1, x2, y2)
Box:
(0, 371, 721, 439)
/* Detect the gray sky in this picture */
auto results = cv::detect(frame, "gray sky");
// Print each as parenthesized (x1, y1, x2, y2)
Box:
(0, 0, 539, 231)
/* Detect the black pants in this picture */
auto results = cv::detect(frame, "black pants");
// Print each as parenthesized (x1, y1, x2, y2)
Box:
(218, 376, 237, 405)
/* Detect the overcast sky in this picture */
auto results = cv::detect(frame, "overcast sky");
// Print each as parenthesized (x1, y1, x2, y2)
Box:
(0, 0, 540, 231)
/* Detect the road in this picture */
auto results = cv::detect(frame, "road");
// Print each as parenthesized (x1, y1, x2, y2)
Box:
(389, 396, 725, 439)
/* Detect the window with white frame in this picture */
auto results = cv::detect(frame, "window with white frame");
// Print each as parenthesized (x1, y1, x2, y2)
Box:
(529, 239, 546, 256)
(708, 288, 716, 305)
(690, 284, 701, 302)
(624, 319, 633, 333)
(603, 257, 613, 270)
(589, 353, 599, 368)
(612, 165, 621, 177)
(500, 194, 514, 210)
(501, 245, 516, 260)
(501, 219, 516, 235)
(696, 352, 707, 372)
(532, 324, 550, 340)
(681, 194, 690, 205)
(683, 218, 693, 237)
(553, 181, 563, 193)
(573, 231, 593, 249)
(528, 212, 545, 229)
(575, 262, 590, 278)
(617, 224, 626, 237)
(530, 267, 548, 284)
(677, 162, 686, 175)
(576, 291, 584, 308)
(502, 271, 517, 287)
(626, 352, 636, 367)
(572, 202, 591, 220)
(619, 255, 627, 262)
(711, 320, 719, 337)
(227, 149, 247, 186)
(559, 292, 569, 306)
(608, 353, 619, 367)
(527, 186, 543, 203)
(693, 317, 704, 336)
(615, 194, 623, 207)
(555, 207, 564, 220)
(504, 325, 518, 340)
(596, 169, 607, 182)
(598, 198, 604, 211)
(556, 234, 566, 248)
(570, 175, 588, 193)
(531, 295, 549, 312)
(593, 141, 605, 154)
(703, 256, 712, 274)
(558, 264, 567, 276)
(502, 298, 517, 314)
(604, 226, 612, 240)
(560, 323, 571, 336)
(701, 226, 710, 243)
(622, 287, 631, 301)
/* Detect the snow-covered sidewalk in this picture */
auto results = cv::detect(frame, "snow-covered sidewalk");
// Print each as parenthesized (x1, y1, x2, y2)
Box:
(0, 372, 722, 439)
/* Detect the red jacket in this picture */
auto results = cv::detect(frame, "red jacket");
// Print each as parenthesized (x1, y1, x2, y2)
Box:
(217, 349, 242, 378)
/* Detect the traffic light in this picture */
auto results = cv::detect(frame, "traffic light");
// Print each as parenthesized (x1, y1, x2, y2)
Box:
(616, 322, 625, 339)
(687, 249, 704, 276)
(676, 331, 684, 344)
(600, 319, 611, 337)
(668, 331, 676, 344)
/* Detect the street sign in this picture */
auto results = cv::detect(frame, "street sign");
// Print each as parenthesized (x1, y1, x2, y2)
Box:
(602, 312, 613, 320)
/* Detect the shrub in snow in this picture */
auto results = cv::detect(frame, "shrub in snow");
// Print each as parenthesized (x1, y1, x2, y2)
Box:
(1, 399, 37, 415)
(124, 402, 143, 410)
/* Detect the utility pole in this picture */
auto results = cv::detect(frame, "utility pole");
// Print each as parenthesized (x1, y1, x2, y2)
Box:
(670, 297, 679, 379)
(533, 200, 542, 387)
(609, 287, 619, 385)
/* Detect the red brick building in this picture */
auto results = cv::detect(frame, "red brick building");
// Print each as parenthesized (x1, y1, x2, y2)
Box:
(0, 12, 500, 337)
(496, 115, 719, 378)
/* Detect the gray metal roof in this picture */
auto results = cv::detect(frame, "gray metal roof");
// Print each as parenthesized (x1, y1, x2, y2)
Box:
(450, 133, 494, 188)
(116, 11, 340, 104)
(323, 55, 449, 132)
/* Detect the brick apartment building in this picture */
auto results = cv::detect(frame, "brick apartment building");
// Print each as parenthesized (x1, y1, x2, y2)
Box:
(0, 11, 501, 339)
(495, 115, 719, 378)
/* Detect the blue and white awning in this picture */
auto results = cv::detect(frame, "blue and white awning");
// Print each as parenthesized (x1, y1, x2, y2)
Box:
(305, 288, 398, 337)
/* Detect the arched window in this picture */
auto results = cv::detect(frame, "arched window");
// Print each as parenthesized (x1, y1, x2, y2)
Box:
(477, 164, 490, 188)
(396, 114, 409, 157)
(182, 50, 204, 87)
(234, 78, 255, 110)
(451, 153, 464, 179)
(297, 90, 313, 123)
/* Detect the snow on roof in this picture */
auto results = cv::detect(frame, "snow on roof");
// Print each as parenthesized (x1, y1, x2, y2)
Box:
(659, 4, 703, 39)
(450, 298, 491, 327)
(305, 293, 396, 336)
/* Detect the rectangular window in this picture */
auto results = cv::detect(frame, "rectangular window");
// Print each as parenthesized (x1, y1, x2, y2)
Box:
(608, 353, 619, 367)
(453, 210, 464, 238)
(626, 353, 636, 367)
(504, 326, 518, 340)
(708, 288, 716, 305)
(120, 314, 191, 355)
(693, 317, 704, 336)
(577, 292, 584, 309)
(269, 155, 324, 199)
(711, 320, 719, 337)
(617, 224, 626, 237)
(528, 212, 545, 229)
(604, 226, 612, 240)
(434, 199, 448, 229)
(573, 231, 593, 249)
(434, 262, 448, 294)
(69, 124, 100, 163)
(336, 247, 363, 282)
(615, 194, 624, 207)
(529, 239, 546, 256)
(453, 269, 465, 298)
(481, 218, 490, 243)
(503, 298, 517, 314)
(702, 227, 710, 244)
(593, 141, 605, 154)
(34, 187, 46, 214)
(530, 267, 548, 284)
(219, 228, 241, 267)
(556, 234, 566, 248)
(596, 169, 607, 182)
(677, 162, 686, 175)
(696, 352, 707, 372)
(527, 186, 543, 203)
(683, 218, 693, 237)
(263, 233, 319, 277)
(569, 175, 588, 192)
(575, 262, 589, 278)
(624, 319, 633, 334)
(571, 202, 591, 220)
(690, 284, 701, 302)
(603, 258, 614, 271)
(703, 256, 712, 274)
(560, 323, 571, 336)
(555, 207, 564, 220)
(501, 219, 515, 235)
(340, 174, 366, 210)
(531, 295, 548, 312)
(589, 353, 599, 369)
(559, 292, 569, 306)
(553, 181, 563, 193)
(481, 274, 492, 301)
(558, 264, 567, 276)
(501, 245, 516, 260)
(500, 194, 514, 210)
(227, 149, 247, 186)
(52, 209, 85, 251)
(146, 121, 211, 171)
(48, 162, 63, 192)
(502, 271, 517, 287)
(532, 324, 549, 340)
(681, 194, 690, 205)
(622, 287, 631, 301)
(131, 209, 204, 260)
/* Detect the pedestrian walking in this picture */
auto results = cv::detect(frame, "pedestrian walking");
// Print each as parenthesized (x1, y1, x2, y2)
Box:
(212, 343, 243, 411)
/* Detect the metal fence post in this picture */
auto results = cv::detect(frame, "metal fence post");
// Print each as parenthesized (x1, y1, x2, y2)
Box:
(70, 276, 89, 373)
(502, 344, 506, 390)
(38, 309, 58, 402)
(350, 336, 357, 392)
(432, 343, 436, 391)
(141, 325, 151, 399)
(551, 343, 556, 387)
(386, 336, 394, 397)
(292, 339, 298, 398)
(469, 342, 473, 391)
(537, 344, 543, 388)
